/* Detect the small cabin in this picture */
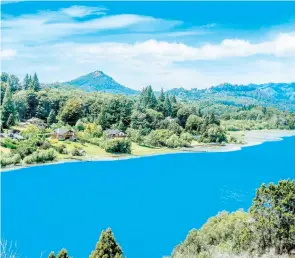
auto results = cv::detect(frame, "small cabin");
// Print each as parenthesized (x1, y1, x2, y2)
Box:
(52, 128, 76, 140)
(104, 129, 126, 138)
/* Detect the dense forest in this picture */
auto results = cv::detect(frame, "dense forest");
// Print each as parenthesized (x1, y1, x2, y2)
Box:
(1, 72, 295, 167)
(2, 180, 293, 258)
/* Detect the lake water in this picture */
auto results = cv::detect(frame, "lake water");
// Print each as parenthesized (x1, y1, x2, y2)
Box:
(1, 136, 295, 258)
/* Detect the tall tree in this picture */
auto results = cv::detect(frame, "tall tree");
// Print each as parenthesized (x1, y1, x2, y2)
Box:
(9, 74, 21, 92)
(139, 86, 157, 109)
(23, 74, 31, 90)
(164, 94, 172, 117)
(90, 228, 123, 258)
(1, 81, 17, 128)
(32, 73, 41, 91)
(158, 88, 165, 102)
(1, 72, 9, 82)
(56, 249, 69, 258)
(47, 109, 57, 125)
(60, 98, 83, 125)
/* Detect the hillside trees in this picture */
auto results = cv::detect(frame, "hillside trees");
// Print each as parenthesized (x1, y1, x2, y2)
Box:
(60, 98, 84, 125)
(1, 83, 17, 128)
(250, 180, 295, 255)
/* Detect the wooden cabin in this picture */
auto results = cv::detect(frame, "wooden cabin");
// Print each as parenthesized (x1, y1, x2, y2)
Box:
(52, 128, 76, 140)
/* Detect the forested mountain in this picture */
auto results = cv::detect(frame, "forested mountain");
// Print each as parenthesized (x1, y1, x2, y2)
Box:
(65, 70, 295, 111)
(65, 70, 138, 95)
(166, 83, 295, 111)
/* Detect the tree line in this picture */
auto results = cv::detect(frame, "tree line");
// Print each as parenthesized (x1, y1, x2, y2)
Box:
(1, 72, 294, 149)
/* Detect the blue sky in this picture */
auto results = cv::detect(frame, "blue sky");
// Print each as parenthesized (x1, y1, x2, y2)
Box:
(2, 1, 295, 90)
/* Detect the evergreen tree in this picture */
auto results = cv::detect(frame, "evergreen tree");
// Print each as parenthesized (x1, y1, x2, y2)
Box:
(158, 88, 165, 102)
(139, 86, 157, 109)
(170, 95, 177, 104)
(1, 72, 9, 82)
(90, 228, 123, 258)
(56, 249, 69, 258)
(23, 74, 31, 90)
(164, 94, 172, 117)
(47, 109, 57, 125)
(9, 74, 21, 91)
(32, 73, 41, 91)
(48, 251, 56, 258)
(1, 81, 17, 128)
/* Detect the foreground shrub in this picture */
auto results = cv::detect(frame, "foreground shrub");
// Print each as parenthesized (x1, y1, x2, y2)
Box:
(71, 147, 85, 156)
(23, 148, 57, 164)
(103, 138, 131, 154)
(1, 153, 21, 167)
(126, 128, 143, 144)
(54, 144, 68, 154)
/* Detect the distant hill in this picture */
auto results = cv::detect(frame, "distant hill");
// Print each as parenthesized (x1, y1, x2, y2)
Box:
(166, 83, 295, 111)
(64, 71, 295, 110)
(65, 70, 138, 95)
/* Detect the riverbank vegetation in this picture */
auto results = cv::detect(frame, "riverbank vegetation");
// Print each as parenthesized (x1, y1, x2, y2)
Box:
(1, 72, 294, 167)
(171, 180, 295, 258)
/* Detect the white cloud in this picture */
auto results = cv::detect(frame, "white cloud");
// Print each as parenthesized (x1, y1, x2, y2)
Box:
(0, 49, 17, 60)
(1, 7, 180, 45)
(60, 5, 107, 18)
(2, 4, 295, 89)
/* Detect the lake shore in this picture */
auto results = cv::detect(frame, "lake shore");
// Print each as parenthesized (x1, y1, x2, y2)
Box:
(1, 129, 295, 173)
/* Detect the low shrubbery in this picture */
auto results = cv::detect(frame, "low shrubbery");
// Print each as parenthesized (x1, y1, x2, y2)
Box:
(23, 148, 57, 164)
(0, 138, 17, 149)
(102, 138, 131, 154)
(71, 147, 85, 156)
(143, 129, 194, 148)
(1, 153, 21, 167)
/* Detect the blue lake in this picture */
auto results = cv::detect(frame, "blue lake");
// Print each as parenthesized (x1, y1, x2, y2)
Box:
(1, 136, 295, 258)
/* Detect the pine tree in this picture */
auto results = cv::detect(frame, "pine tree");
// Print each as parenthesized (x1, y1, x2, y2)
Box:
(158, 88, 165, 102)
(170, 95, 177, 104)
(140, 86, 157, 109)
(32, 73, 41, 91)
(56, 249, 69, 258)
(164, 94, 172, 117)
(90, 228, 123, 258)
(48, 251, 56, 258)
(1, 81, 17, 128)
(23, 74, 31, 90)
(47, 109, 57, 125)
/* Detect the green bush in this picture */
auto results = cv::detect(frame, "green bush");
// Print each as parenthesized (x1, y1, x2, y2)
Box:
(23, 148, 57, 164)
(1, 153, 21, 167)
(54, 144, 68, 154)
(144, 129, 173, 147)
(1, 138, 17, 149)
(71, 147, 85, 156)
(166, 135, 183, 148)
(103, 138, 131, 154)
(126, 128, 143, 144)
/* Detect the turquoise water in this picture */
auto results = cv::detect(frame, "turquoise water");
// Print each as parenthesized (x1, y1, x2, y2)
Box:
(1, 137, 295, 258)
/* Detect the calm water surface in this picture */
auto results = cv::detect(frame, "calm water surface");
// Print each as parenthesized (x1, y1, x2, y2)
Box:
(1, 137, 295, 258)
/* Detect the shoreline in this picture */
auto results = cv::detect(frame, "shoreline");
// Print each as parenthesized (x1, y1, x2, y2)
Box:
(1, 130, 295, 173)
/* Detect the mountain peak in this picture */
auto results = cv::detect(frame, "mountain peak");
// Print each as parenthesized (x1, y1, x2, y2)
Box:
(65, 71, 138, 95)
